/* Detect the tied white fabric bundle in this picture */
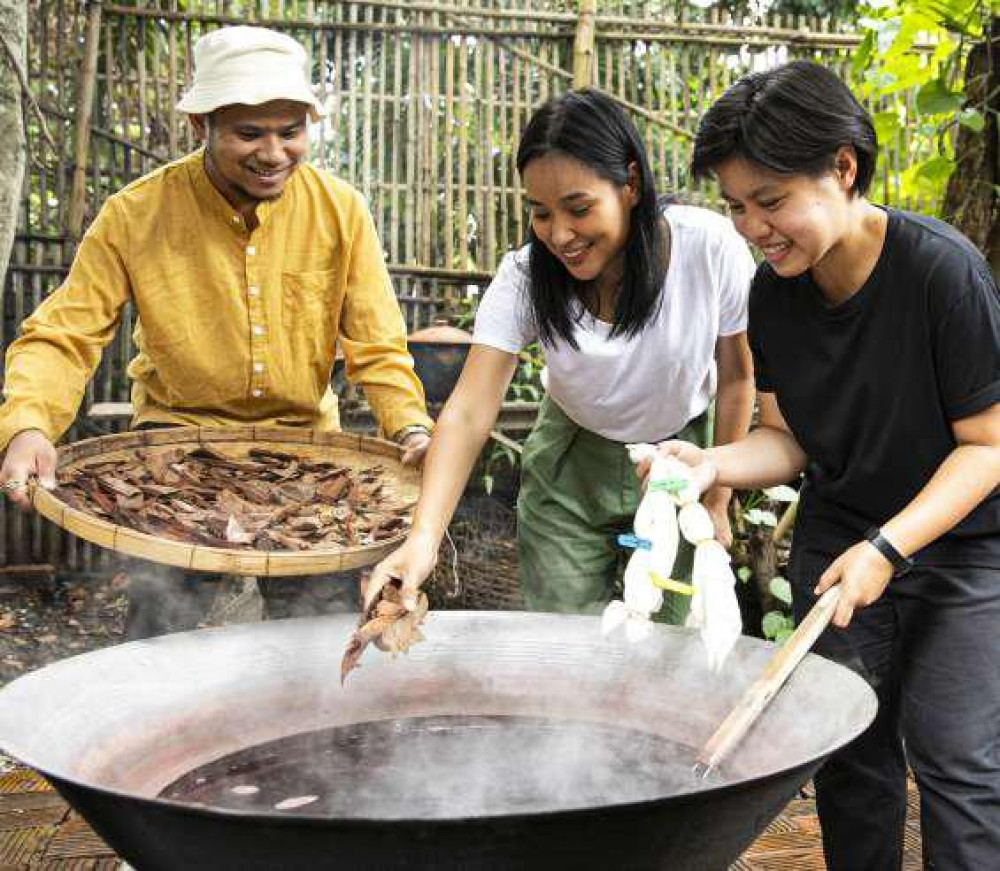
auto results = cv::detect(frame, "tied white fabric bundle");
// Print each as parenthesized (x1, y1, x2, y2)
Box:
(601, 444, 742, 670)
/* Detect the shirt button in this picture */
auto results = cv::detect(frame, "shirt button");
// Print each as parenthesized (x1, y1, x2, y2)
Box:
(232, 215, 240, 224)
(253, 362, 264, 373)
(247, 245, 256, 256)
(248, 286, 259, 297)
(252, 389, 263, 398)
(252, 325, 265, 336)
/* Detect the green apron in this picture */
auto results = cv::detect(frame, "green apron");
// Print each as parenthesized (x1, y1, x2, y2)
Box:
(517, 396, 710, 624)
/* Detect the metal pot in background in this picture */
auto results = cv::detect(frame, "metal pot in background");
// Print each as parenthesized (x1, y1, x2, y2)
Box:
(407, 320, 473, 404)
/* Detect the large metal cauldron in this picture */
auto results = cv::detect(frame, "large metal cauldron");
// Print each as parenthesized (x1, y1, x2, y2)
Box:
(0, 613, 875, 870)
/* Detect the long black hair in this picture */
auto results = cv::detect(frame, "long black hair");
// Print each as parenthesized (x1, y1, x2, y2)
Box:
(516, 89, 668, 348)
(691, 61, 877, 194)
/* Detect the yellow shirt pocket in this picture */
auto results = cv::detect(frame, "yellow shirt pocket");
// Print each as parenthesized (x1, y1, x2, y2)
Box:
(281, 269, 339, 370)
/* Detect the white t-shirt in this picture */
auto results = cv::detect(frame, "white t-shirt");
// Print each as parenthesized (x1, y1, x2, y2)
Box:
(473, 204, 755, 443)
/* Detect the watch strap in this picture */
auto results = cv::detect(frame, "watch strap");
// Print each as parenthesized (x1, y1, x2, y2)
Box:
(393, 424, 431, 444)
(864, 526, 913, 576)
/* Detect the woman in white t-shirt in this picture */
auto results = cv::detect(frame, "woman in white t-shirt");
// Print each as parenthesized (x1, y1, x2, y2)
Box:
(368, 89, 755, 618)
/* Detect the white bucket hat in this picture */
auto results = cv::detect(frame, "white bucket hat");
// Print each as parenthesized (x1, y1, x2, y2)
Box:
(177, 26, 326, 120)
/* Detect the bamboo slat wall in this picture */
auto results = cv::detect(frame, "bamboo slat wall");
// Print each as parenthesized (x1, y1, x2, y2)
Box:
(3, 0, 937, 570)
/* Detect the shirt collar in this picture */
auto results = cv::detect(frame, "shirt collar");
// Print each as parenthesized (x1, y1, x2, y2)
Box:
(186, 148, 293, 234)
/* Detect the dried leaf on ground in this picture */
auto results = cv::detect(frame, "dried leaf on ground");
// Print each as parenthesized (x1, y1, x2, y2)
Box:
(340, 580, 429, 684)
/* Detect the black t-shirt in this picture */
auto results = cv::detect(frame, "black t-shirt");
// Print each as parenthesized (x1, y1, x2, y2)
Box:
(749, 208, 1000, 567)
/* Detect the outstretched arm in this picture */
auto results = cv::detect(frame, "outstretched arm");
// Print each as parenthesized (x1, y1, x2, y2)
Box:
(366, 345, 518, 608)
(0, 200, 132, 505)
(655, 392, 807, 494)
(702, 332, 755, 545)
(336, 190, 434, 441)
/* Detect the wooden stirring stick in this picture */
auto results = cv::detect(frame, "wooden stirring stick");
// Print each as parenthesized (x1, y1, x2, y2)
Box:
(695, 585, 842, 774)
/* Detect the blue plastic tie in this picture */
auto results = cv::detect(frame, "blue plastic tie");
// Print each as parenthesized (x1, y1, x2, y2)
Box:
(617, 534, 652, 551)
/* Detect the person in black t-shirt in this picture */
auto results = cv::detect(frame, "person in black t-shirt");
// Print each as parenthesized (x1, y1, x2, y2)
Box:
(656, 61, 1000, 870)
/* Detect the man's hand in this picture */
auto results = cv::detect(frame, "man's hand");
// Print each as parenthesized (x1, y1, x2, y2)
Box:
(1, 430, 57, 511)
(399, 430, 431, 468)
(363, 530, 440, 612)
(814, 540, 894, 628)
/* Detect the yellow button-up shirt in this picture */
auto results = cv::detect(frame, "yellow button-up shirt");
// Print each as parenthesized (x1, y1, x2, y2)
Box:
(0, 150, 432, 449)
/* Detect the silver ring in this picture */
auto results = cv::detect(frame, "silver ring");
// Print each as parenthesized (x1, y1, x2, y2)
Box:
(2, 480, 26, 491)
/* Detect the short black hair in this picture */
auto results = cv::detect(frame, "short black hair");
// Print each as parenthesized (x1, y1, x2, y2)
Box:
(691, 61, 877, 195)
(516, 89, 667, 348)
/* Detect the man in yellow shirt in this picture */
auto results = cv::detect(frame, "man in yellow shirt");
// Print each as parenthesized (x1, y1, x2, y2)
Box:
(0, 26, 433, 637)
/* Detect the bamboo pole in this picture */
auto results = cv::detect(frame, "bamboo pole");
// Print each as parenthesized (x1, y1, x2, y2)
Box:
(67, 0, 103, 243)
(444, 33, 454, 268)
(361, 2, 374, 203)
(572, 0, 596, 89)
(167, 7, 178, 157)
(457, 39, 469, 268)
(427, 19, 440, 267)
(375, 5, 388, 236)
(696, 587, 842, 773)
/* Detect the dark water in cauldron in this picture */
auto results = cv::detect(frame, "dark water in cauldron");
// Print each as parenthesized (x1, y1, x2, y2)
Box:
(161, 715, 724, 819)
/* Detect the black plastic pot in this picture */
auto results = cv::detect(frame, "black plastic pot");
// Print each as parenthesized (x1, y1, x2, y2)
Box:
(407, 321, 473, 404)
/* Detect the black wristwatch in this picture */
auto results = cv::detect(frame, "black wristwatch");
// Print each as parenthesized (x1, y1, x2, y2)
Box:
(864, 526, 914, 576)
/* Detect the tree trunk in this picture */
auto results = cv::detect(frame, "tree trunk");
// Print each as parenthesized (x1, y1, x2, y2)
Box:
(0, 0, 26, 288)
(942, 16, 1000, 273)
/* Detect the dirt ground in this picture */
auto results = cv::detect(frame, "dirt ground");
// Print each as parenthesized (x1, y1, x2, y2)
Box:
(0, 571, 126, 686)
(0, 570, 127, 777)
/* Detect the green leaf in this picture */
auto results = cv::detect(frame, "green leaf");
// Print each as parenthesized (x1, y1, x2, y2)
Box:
(901, 156, 955, 198)
(737, 566, 753, 584)
(872, 110, 902, 144)
(775, 627, 795, 645)
(917, 154, 956, 185)
(744, 508, 778, 527)
(916, 78, 964, 116)
(959, 108, 985, 131)
(762, 611, 792, 640)
(851, 31, 875, 78)
(764, 484, 799, 504)
(770, 576, 793, 605)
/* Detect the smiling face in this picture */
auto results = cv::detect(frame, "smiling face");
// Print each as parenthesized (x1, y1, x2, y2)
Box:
(192, 100, 310, 215)
(521, 152, 638, 292)
(713, 151, 857, 278)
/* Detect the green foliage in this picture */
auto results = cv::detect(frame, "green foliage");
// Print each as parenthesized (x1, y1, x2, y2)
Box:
(770, 575, 793, 605)
(856, 0, 994, 205)
(762, 609, 795, 644)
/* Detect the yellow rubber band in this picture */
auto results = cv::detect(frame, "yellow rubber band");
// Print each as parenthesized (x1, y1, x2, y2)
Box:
(649, 572, 694, 596)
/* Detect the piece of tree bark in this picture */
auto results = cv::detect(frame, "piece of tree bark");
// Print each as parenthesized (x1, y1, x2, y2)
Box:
(942, 17, 1000, 274)
(0, 0, 27, 288)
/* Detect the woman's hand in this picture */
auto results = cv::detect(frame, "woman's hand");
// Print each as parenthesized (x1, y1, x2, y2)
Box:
(701, 488, 734, 548)
(363, 530, 441, 612)
(814, 540, 894, 628)
(645, 439, 719, 496)
(1, 430, 57, 510)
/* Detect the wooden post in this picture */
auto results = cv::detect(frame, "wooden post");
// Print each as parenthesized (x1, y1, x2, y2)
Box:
(572, 0, 597, 89)
(67, 0, 103, 244)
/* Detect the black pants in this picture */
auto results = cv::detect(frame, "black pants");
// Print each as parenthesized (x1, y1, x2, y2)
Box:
(792, 548, 1000, 870)
(124, 564, 361, 641)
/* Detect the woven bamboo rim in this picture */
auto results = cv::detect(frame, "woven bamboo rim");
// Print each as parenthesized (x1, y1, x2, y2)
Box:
(31, 426, 421, 577)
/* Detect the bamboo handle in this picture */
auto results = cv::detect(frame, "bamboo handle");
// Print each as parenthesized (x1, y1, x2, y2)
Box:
(696, 586, 841, 772)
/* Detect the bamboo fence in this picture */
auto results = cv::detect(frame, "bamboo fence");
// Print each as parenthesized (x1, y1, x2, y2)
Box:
(3, 0, 936, 570)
